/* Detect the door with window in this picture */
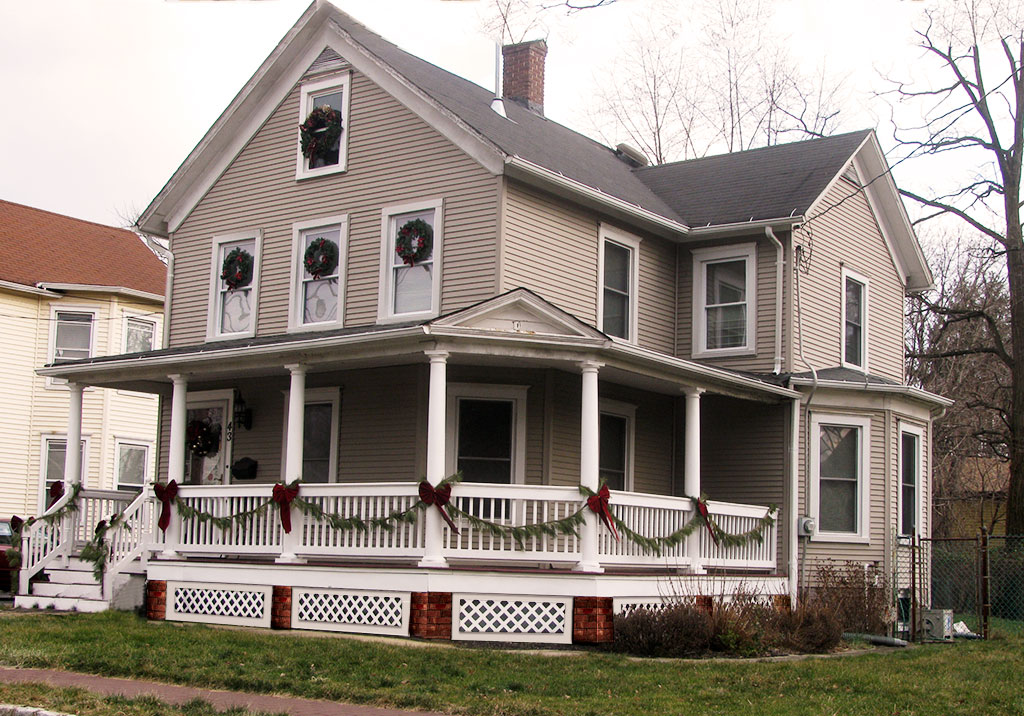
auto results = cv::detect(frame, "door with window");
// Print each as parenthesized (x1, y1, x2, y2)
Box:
(184, 396, 232, 485)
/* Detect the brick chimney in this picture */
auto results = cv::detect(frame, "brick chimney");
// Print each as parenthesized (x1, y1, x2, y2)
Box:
(502, 40, 547, 115)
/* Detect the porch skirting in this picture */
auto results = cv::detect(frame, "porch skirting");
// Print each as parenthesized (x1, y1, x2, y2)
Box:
(145, 561, 787, 645)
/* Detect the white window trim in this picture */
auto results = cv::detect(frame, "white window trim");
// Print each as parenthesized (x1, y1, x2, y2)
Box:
(206, 230, 263, 341)
(809, 413, 872, 544)
(377, 198, 444, 324)
(898, 422, 925, 538)
(691, 243, 757, 357)
(600, 398, 636, 492)
(446, 383, 528, 485)
(841, 266, 870, 372)
(295, 72, 352, 180)
(114, 438, 152, 491)
(288, 215, 349, 332)
(46, 305, 97, 389)
(597, 224, 642, 344)
(122, 311, 160, 353)
(38, 433, 90, 511)
(281, 387, 341, 483)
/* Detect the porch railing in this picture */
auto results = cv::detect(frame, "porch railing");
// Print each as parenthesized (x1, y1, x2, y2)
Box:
(160, 483, 777, 573)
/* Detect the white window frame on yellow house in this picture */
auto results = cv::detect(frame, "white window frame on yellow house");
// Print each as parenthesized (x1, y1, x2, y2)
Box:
(47, 305, 97, 388)
(288, 215, 348, 331)
(295, 72, 352, 180)
(122, 311, 159, 353)
(38, 433, 89, 511)
(114, 438, 152, 492)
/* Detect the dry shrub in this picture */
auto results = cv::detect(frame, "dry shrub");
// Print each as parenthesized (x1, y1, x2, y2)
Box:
(768, 601, 843, 653)
(809, 560, 890, 634)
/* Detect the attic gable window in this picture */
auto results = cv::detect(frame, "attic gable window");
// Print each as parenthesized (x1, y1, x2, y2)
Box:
(842, 268, 868, 371)
(691, 243, 756, 357)
(296, 73, 351, 180)
(207, 231, 262, 341)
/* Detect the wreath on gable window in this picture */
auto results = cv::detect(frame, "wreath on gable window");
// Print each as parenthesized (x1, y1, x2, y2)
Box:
(220, 248, 254, 290)
(186, 419, 221, 457)
(303, 237, 339, 279)
(395, 219, 433, 267)
(299, 104, 343, 163)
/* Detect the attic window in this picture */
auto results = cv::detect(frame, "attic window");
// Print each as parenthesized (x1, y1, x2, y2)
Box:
(296, 73, 351, 180)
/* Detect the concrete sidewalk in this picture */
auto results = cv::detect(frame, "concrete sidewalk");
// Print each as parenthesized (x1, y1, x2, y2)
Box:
(0, 667, 447, 716)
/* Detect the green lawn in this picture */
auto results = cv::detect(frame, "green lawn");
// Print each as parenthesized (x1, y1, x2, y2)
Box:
(0, 611, 1022, 715)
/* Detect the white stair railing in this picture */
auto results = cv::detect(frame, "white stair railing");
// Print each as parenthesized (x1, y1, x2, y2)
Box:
(103, 489, 156, 600)
(18, 486, 78, 594)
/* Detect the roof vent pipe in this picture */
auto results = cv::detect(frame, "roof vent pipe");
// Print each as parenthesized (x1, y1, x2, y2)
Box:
(490, 42, 507, 118)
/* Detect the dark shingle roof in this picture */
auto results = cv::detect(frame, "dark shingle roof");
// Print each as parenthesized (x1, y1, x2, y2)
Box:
(334, 14, 682, 221)
(633, 131, 872, 227)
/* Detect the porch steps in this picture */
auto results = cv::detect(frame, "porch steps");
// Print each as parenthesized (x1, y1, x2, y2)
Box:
(14, 557, 145, 613)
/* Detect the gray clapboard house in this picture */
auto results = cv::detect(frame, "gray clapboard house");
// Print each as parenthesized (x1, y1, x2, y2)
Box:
(18, 1, 948, 643)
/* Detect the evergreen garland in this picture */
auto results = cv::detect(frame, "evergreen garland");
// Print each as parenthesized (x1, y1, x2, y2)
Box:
(6, 482, 84, 570)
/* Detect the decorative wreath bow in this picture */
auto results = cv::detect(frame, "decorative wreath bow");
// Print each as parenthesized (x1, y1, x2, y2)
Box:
(586, 484, 620, 541)
(418, 481, 459, 534)
(272, 482, 300, 533)
(694, 497, 719, 547)
(153, 480, 179, 532)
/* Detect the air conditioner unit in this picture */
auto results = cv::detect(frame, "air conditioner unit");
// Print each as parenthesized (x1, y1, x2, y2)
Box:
(797, 516, 816, 536)
(921, 609, 953, 642)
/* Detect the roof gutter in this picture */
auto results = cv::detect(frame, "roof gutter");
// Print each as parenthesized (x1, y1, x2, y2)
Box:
(786, 377, 953, 407)
(688, 217, 804, 240)
(504, 156, 690, 239)
(0, 279, 62, 298)
(35, 283, 164, 303)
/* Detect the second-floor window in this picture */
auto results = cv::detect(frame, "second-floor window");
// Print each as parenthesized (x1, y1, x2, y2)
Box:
(692, 243, 756, 356)
(290, 216, 347, 330)
(125, 316, 156, 353)
(598, 226, 641, 342)
(52, 310, 94, 363)
(208, 232, 261, 340)
(843, 269, 868, 370)
(378, 199, 443, 322)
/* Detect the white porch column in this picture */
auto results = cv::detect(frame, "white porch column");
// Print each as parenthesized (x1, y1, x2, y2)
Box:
(63, 382, 84, 487)
(684, 387, 705, 574)
(419, 350, 449, 568)
(160, 374, 188, 558)
(278, 364, 307, 564)
(575, 360, 604, 573)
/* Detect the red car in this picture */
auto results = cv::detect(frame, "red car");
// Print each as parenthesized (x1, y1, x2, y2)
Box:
(0, 520, 13, 593)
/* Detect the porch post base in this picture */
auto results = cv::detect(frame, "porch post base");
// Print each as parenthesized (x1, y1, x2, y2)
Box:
(417, 556, 449, 569)
(689, 564, 707, 575)
(156, 550, 179, 560)
(572, 560, 605, 574)
(146, 580, 167, 621)
(573, 597, 614, 644)
(274, 554, 307, 565)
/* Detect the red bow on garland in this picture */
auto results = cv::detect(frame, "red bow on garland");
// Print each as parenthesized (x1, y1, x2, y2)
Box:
(418, 481, 459, 535)
(272, 482, 300, 533)
(694, 498, 719, 547)
(153, 480, 179, 532)
(47, 481, 65, 509)
(587, 485, 620, 541)
(10, 515, 23, 533)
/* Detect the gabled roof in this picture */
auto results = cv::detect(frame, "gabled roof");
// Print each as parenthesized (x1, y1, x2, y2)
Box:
(635, 130, 873, 227)
(0, 199, 165, 298)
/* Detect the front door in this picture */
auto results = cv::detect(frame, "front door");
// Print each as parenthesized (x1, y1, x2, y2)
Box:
(184, 394, 232, 485)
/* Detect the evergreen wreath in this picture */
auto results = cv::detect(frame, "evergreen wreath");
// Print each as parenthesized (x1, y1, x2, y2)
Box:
(395, 219, 433, 267)
(303, 237, 339, 279)
(299, 104, 342, 162)
(220, 248, 254, 290)
(186, 419, 221, 457)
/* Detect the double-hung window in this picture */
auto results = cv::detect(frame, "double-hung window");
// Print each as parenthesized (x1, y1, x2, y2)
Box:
(208, 231, 261, 340)
(842, 268, 868, 370)
(40, 435, 87, 509)
(692, 243, 756, 356)
(899, 424, 923, 536)
(378, 199, 443, 322)
(810, 413, 871, 541)
(296, 73, 351, 179)
(52, 310, 94, 363)
(599, 400, 635, 491)
(290, 216, 347, 330)
(115, 440, 150, 492)
(598, 225, 641, 342)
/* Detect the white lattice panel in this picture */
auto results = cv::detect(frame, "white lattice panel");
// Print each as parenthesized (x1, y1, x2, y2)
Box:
(613, 597, 671, 615)
(292, 589, 410, 636)
(454, 594, 570, 644)
(165, 581, 271, 628)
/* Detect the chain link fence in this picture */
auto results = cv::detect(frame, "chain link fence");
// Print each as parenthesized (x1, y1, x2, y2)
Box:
(896, 532, 1024, 639)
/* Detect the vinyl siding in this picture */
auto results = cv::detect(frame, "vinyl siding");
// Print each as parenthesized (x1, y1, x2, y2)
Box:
(168, 65, 499, 347)
(676, 236, 780, 372)
(0, 290, 161, 517)
(793, 179, 906, 380)
(502, 181, 678, 354)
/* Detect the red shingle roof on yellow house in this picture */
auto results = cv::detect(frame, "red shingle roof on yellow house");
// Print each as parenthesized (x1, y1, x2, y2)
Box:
(0, 199, 165, 297)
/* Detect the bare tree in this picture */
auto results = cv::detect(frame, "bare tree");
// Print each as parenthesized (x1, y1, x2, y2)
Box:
(588, 0, 844, 162)
(890, 0, 1024, 534)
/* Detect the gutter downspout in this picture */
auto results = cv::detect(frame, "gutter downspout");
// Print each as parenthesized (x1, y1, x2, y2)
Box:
(788, 395, 800, 605)
(160, 249, 174, 350)
(765, 226, 784, 375)
(793, 243, 818, 601)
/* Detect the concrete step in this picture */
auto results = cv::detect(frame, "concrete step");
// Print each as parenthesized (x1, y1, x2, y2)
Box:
(46, 568, 100, 584)
(14, 595, 108, 612)
(32, 582, 102, 600)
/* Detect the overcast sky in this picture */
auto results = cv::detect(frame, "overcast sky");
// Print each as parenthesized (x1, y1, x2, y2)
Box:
(0, 0, 929, 229)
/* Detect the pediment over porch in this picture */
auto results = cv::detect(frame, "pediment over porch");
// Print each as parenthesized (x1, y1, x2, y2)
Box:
(429, 288, 607, 341)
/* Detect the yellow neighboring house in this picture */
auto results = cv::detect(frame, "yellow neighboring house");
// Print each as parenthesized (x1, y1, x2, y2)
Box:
(0, 199, 165, 519)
